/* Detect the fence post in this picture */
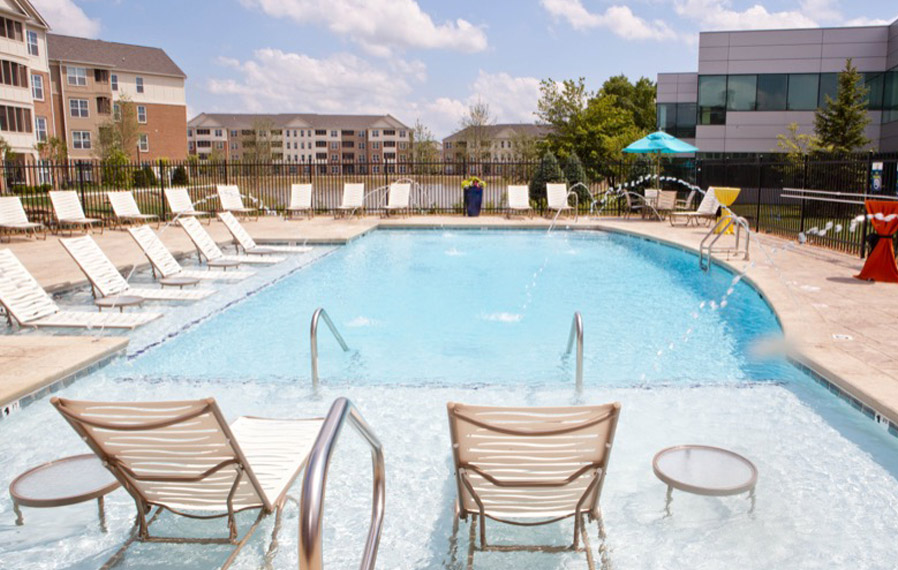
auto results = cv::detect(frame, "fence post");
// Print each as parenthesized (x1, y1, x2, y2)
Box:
(798, 155, 808, 234)
(158, 159, 167, 219)
(861, 152, 873, 258)
(755, 154, 762, 232)
(77, 160, 86, 210)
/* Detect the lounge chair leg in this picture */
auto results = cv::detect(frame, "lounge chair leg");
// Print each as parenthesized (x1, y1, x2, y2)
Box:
(221, 509, 266, 570)
(467, 515, 477, 570)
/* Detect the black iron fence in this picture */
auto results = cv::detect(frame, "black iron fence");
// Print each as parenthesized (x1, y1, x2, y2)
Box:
(2, 155, 897, 257)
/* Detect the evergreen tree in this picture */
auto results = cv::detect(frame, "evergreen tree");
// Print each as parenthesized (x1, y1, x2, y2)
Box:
(529, 151, 563, 203)
(171, 165, 189, 186)
(562, 152, 589, 203)
(814, 59, 871, 154)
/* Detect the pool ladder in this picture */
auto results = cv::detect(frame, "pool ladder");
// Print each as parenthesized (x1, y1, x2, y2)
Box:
(565, 311, 584, 391)
(299, 397, 385, 570)
(310, 307, 350, 387)
(699, 214, 751, 272)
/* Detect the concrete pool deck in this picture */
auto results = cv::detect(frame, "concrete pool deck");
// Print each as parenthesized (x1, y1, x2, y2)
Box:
(1, 214, 896, 429)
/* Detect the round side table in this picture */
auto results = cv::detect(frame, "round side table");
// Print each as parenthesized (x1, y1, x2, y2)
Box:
(95, 295, 145, 312)
(159, 275, 200, 289)
(653, 444, 757, 516)
(245, 246, 278, 256)
(9, 454, 120, 531)
(208, 259, 241, 270)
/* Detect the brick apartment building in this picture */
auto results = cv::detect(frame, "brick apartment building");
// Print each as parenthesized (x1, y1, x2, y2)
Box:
(47, 34, 187, 161)
(187, 113, 412, 174)
(441, 123, 553, 162)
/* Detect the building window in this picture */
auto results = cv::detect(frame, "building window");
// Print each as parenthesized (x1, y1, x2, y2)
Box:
(384, 129, 395, 136)
(35, 116, 47, 142)
(94, 69, 108, 83)
(656, 102, 696, 139)
(138, 134, 149, 152)
(72, 130, 91, 149)
(330, 130, 337, 137)
(196, 128, 210, 135)
(0, 18, 24, 41)
(372, 141, 380, 149)
(726, 75, 757, 111)
(315, 129, 326, 136)
(230, 129, 238, 137)
(111, 74, 118, 91)
(399, 130, 406, 138)
(230, 142, 238, 150)
(136, 76, 144, 93)
(0, 105, 31, 133)
(215, 141, 223, 149)
(31, 74, 42, 100)
(67, 66, 87, 86)
(137, 105, 147, 123)
(1, 60, 28, 88)
(884, 68, 898, 123)
(187, 128, 192, 137)
(96, 96, 111, 115)
(329, 141, 338, 149)
(197, 140, 211, 148)
(372, 166, 380, 174)
(114, 103, 122, 121)
(359, 142, 366, 150)
(371, 130, 379, 137)
(698, 75, 726, 125)
(330, 154, 338, 161)
(69, 98, 89, 118)
(26, 30, 38, 55)
(756, 74, 787, 111)
(787, 74, 819, 111)
(213, 129, 222, 137)
(817, 73, 839, 108)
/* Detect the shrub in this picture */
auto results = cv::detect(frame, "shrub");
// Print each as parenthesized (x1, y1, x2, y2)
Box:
(529, 151, 563, 203)
(171, 165, 189, 186)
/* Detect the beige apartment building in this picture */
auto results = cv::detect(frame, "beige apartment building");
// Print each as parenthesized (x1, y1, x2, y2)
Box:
(442, 124, 553, 162)
(188, 113, 412, 174)
(48, 34, 188, 161)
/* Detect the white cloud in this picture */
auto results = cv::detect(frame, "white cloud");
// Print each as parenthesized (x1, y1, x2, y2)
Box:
(31, 0, 100, 37)
(240, 0, 487, 56)
(541, 0, 678, 40)
(206, 51, 540, 139)
(673, 0, 818, 30)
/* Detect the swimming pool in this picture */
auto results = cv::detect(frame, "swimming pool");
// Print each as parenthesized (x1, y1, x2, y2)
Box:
(1, 229, 897, 569)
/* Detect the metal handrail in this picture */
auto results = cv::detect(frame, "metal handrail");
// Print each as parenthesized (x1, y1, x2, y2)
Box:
(564, 311, 584, 391)
(310, 308, 350, 387)
(699, 213, 751, 271)
(299, 397, 385, 570)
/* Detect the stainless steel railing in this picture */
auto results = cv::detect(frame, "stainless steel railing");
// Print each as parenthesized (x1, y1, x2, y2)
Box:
(299, 397, 385, 570)
(310, 307, 350, 387)
(565, 311, 584, 390)
(699, 214, 751, 272)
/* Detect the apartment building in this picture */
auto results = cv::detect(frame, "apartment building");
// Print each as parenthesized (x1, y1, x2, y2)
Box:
(47, 34, 187, 160)
(441, 124, 553, 162)
(0, 0, 49, 156)
(187, 113, 413, 174)
(657, 17, 898, 156)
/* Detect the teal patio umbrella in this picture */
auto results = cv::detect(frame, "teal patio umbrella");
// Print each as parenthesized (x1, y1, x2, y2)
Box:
(623, 130, 699, 183)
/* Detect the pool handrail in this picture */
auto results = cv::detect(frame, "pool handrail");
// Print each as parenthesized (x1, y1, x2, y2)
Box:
(310, 307, 350, 387)
(699, 213, 751, 271)
(565, 311, 584, 391)
(299, 397, 385, 570)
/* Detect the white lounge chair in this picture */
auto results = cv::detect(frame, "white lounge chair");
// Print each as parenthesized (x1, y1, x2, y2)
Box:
(669, 188, 720, 227)
(546, 183, 574, 219)
(217, 184, 258, 219)
(164, 187, 211, 222)
(218, 212, 311, 254)
(382, 183, 410, 217)
(127, 226, 253, 282)
(107, 191, 158, 228)
(178, 216, 284, 265)
(285, 184, 313, 219)
(447, 402, 621, 566)
(506, 185, 533, 218)
(60, 235, 214, 302)
(52, 396, 325, 569)
(49, 190, 103, 234)
(0, 196, 46, 241)
(335, 183, 364, 219)
(0, 249, 160, 329)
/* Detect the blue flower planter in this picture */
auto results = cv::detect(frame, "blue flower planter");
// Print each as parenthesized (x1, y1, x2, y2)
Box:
(463, 187, 483, 217)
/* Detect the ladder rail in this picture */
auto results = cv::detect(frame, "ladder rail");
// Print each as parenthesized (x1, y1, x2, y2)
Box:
(310, 307, 350, 387)
(299, 397, 385, 570)
(564, 311, 584, 391)
(699, 213, 751, 271)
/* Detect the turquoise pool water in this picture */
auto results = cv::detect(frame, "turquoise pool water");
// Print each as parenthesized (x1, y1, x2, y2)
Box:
(1, 229, 897, 569)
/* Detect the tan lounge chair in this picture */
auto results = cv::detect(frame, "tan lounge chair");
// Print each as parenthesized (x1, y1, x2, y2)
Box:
(286, 183, 313, 219)
(382, 183, 411, 217)
(506, 185, 533, 218)
(217, 184, 259, 219)
(0, 249, 160, 329)
(49, 190, 103, 234)
(51, 396, 325, 569)
(546, 183, 574, 218)
(0, 196, 46, 242)
(669, 188, 721, 227)
(654, 190, 678, 220)
(128, 225, 254, 282)
(60, 235, 213, 301)
(178, 216, 284, 265)
(335, 183, 365, 219)
(107, 191, 158, 227)
(217, 211, 311, 254)
(164, 187, 212, 222)
(447, 402, 621, 568)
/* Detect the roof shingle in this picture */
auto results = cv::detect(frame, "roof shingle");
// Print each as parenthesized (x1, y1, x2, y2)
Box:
(47, 34, 186, 78)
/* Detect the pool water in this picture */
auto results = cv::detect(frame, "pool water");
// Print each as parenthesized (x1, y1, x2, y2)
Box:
(1, 229, 897, 569)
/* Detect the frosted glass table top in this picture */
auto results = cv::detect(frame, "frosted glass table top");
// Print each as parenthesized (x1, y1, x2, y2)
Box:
(653, 445, 757, 496)
(10, 454, 119, 507)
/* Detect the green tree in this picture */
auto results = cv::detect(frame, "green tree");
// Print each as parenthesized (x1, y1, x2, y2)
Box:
(98, 95, 139, 160)
(35, 136, 67, 162)
(529, 151, 563, 203)
(412, 119, 440, 173)
(562, 152, 589, 203)
(171, 165, 189, 186)
(459, 99, 495, 163)
(242, 119, 274, 162)
(599, 75, 657, 132)
(131, 165, 157, 188)
(102, 148, 132, 189)
(814, 58, 871, 154)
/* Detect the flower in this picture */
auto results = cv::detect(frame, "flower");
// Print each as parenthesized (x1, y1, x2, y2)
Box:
(462, 176, 486, 189)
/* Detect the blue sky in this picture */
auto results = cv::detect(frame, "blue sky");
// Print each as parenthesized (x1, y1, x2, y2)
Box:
(32, 0, 898, 137)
